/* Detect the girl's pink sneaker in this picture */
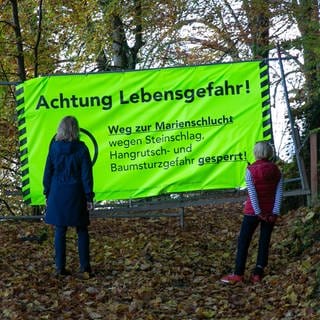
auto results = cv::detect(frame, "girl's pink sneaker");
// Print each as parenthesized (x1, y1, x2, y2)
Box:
(250, 274, 262, 283)
(221, 274, 244, 284)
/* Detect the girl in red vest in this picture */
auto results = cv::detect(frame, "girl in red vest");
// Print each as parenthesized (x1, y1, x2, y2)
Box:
(221, 141, 283, 284)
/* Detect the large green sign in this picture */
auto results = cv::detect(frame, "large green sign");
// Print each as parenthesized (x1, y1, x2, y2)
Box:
(16, 61, 271, 205)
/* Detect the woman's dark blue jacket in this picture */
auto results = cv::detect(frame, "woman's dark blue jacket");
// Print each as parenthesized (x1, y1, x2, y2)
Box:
(43, 140, 94, 227)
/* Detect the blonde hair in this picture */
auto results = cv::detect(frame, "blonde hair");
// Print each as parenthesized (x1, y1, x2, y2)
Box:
(55, 116, 80, 141)
(254, 141, 274, 160)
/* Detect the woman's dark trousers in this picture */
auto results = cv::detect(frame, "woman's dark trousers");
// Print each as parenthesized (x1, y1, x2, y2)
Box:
(54, 225, 91, 272)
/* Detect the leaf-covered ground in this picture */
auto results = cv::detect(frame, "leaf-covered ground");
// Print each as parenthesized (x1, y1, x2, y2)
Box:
(1, 203, 319, 319)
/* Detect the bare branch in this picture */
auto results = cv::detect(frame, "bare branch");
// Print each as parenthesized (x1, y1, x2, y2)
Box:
(0, 198, 16, 215)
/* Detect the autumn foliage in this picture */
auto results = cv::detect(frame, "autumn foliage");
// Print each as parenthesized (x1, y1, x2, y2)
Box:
(0, 203, 319, 319)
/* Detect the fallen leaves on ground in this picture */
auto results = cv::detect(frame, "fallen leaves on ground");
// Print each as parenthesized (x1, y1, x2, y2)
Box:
(0, 203, 319, 319)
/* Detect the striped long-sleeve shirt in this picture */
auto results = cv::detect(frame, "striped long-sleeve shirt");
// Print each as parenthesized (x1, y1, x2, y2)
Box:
(245, 168, 283, 215)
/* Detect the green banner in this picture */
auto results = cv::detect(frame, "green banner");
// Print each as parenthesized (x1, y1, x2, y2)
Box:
(16, 61, 271, 205)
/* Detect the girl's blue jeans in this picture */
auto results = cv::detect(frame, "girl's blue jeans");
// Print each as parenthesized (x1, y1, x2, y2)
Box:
(235, 215, 274, 276)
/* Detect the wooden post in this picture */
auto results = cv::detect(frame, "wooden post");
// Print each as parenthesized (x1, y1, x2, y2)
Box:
(310, 131, 318, 205)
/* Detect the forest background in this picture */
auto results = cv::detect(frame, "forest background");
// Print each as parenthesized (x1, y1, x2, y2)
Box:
(0, 0, 320, 213)
(1, 0, 320, 215)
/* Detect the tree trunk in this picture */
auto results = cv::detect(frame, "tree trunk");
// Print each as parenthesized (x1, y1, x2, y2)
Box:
(34, 0, 44, 78)
(243, 0, 270, 59)
(10, 0, 26, 81)
(111, 14, 130, 69)
(97, 0, 143, 71)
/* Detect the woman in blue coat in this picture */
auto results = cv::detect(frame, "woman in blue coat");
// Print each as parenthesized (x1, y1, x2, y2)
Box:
(43, 116, 94, 277)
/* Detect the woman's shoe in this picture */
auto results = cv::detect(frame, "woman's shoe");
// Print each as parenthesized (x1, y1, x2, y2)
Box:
(55, 269, 71, 277)
(77, 271, 94, 280)
(78, 267, 94, 280)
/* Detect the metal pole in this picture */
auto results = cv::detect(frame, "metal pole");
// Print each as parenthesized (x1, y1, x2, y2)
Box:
(276, 44, 310, 191)
(0, 81, 21, 85)
(310, 131, 318, 205)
